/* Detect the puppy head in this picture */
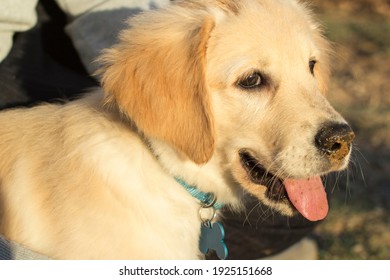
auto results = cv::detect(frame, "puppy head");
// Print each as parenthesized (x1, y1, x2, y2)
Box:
(99, 5, 217, 164)
(100, 0, 354, 221)
(204, 0, 354, 220)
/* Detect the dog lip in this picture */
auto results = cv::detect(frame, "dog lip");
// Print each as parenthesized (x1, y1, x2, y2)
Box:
(238, 150, 288, 201)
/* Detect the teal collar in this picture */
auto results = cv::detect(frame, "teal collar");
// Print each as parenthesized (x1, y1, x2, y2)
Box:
(174, 177, 224, 210)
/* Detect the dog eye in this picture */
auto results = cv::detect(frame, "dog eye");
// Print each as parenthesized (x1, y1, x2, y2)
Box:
(238, 72, 263, 89)
(309, 60, 316, 75)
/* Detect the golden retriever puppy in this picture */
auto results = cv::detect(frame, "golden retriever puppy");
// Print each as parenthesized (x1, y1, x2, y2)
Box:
(0, 0, 354, 259)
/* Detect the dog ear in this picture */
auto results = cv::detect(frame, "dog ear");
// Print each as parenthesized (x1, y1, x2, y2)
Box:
(99, 9, 215, 164)
(298, 1, 333, 95)
(313, 33, 333, 94)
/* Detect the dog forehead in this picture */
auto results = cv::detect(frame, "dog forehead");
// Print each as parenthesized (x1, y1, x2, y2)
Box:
(214, 0, 313, 44)
(206, 0, 316, 81)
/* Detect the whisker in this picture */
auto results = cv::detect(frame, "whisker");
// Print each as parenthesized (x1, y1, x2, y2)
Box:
(257, 207, 274, 226)
(350, 145, 367, 188)
(244, 202, 275, 228)
(345, 169, 351, 203)
(330, 171, 341, 194)
(244, 201, 262, 227)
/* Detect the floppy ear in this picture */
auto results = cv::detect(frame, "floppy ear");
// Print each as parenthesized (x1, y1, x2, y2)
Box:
(296, 0, 333, 95)
(314, 35, 332, 94)
(311, 25, 333, 94)
(99, 8, 215, 164)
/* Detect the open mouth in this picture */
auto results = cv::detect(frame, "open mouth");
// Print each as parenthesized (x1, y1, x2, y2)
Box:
(239, 150, 329, 221)
(239, 151, 288, 201)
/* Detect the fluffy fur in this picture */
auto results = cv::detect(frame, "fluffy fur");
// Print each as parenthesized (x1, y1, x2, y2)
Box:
(0, 0, 352, 259)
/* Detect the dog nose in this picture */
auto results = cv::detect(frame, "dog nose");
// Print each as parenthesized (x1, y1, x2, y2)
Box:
(315, 122, 355, 160)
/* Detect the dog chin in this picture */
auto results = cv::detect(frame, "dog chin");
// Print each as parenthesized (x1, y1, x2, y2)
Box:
(234, 173, 297, 217)
(250, 187, 297, 217)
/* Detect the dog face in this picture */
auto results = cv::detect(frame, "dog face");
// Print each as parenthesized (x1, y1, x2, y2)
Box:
(100, 0, 354, 221)
(205, 0, 355, 220)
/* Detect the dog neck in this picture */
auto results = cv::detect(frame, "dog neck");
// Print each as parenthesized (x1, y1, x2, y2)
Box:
(174, 176, 225, 210)
(147, 137, 242, 210)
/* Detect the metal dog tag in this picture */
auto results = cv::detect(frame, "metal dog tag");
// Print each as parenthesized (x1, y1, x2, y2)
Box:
(199, 221, 228, 260)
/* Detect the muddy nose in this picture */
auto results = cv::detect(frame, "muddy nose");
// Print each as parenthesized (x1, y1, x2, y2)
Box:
(315, 123, 355, 160)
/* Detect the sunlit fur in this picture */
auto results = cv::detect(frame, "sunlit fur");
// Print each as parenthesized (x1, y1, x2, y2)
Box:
(0, 0, 351, 259)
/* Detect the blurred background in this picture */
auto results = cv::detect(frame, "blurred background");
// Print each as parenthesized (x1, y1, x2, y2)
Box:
(310, 0, 390, 259)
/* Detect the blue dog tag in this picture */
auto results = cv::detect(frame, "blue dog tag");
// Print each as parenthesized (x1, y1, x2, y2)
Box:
(199, 222, 228, 260)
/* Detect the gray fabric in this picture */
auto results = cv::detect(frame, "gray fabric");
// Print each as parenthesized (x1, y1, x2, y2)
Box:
(0, 0, 39, 62)
(65, 0, 170, 74)
(0, 0, 170, 65)
(0, 235, 50, 260)
(65, 8, 140, 75)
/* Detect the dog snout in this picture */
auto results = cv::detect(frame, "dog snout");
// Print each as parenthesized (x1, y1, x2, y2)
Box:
(315, 122, 355, 160)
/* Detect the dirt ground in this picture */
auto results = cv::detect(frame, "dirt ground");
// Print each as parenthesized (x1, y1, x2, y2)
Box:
(309, 0, 390, 259)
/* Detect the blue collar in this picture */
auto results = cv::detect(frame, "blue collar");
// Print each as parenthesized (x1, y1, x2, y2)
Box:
(174, 177, 224, 210)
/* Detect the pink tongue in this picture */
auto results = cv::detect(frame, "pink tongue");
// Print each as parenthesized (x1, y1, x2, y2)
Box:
(283, 176, 328, 221)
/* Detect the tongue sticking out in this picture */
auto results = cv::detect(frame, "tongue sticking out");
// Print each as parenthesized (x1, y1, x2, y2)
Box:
(283, 176, 328, 222)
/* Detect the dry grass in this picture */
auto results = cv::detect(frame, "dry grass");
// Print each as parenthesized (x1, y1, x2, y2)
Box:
(309, 0, 390, 259)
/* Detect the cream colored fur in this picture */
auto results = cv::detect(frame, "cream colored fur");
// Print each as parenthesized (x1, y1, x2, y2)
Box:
(0, 0, 351, 259)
